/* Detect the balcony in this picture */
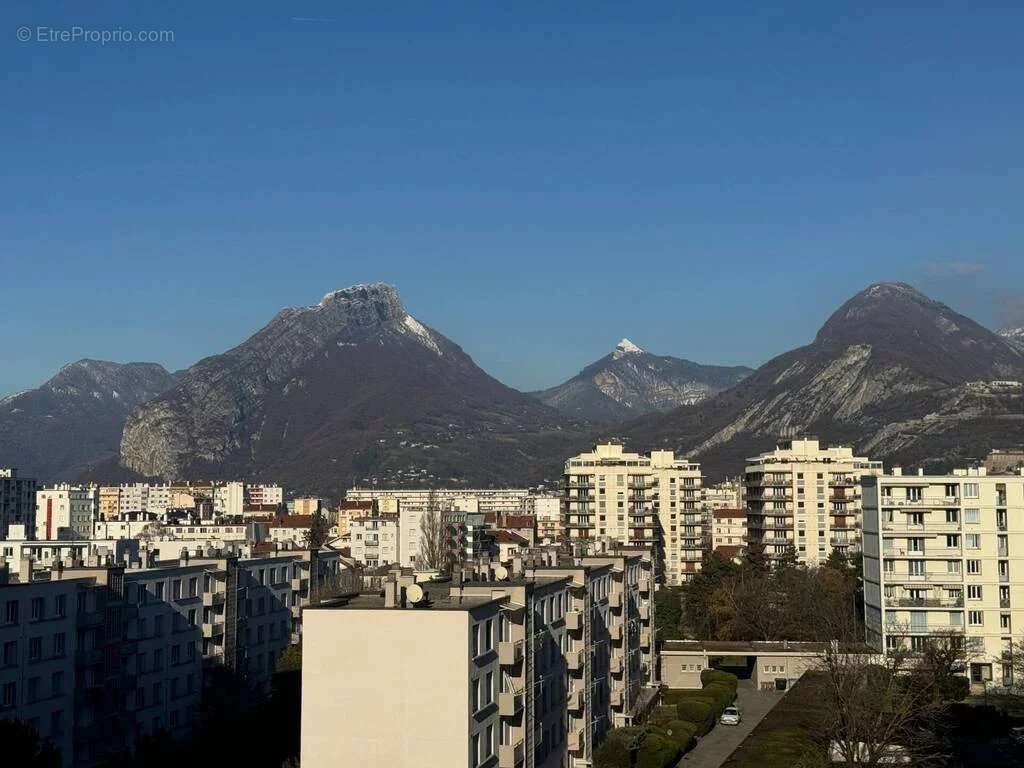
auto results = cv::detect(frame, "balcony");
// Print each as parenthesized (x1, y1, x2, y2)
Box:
(499, 640, 524, 666)
(202, 591, 225, 607)
(568, 728, 584, 752)
(567, 648, 585, 672)
(609, 655, 624, 675)
(75, 648, 103, 667)
(609, 623, 623, 641)
(880, 496, 960, 508)
(564, 609, 583, 632)
(498, 740, 525, 768)
(567, 688, 584, 713)
(608, 591, 623, 610)
(610, 689, 623, 708)
(638, 577, 652, 594)
(640, 629, 652, 648)
(1000, 598, 1011, 609)
(892, 597, 964, 608)
(499, 689, 524, 717)
(638, 604, 650, 622)
(202, 620, 225, 639)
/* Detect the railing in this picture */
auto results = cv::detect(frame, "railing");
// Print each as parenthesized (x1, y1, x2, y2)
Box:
(567, 648, 585, 672)
(565, 609, 583, 632)
(499, 688, 524, 717)
(498, 740, 525, 768)
(567, 688, 584, 712)
(880, 496, 960, 508)
(498, 639, 524, 666)
(892, 597, 963, 608)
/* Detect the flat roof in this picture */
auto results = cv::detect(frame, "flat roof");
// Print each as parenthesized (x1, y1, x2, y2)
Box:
(662, 640, 874, 654)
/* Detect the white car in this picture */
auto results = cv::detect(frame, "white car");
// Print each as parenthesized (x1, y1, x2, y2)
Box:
(720, 705, 741, 726)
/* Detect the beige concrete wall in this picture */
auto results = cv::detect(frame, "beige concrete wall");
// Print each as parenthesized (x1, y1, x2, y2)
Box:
(659, 653, 706, 689)
(301, 609, 470, 768)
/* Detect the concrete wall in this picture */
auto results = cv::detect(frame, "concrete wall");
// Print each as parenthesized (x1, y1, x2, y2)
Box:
(301, 609, 470, 768)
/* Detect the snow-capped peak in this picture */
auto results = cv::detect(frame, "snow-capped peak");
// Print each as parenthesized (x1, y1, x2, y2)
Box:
(1000, 326, 1024, 340)
(401, 314, 443, 356)
(613, 338, 644, 359)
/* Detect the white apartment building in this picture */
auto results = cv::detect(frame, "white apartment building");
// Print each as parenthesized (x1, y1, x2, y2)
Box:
(564, 444, 703, 585)
(347, 488, 530, 515)
(710, 509, 747, 556)
(530, 496, 562, 544)
(702, 479, 743, 511)
(213, 481, 245, 517)
(863, 466, 1024, 690)
(245, 484, 283, 507)
(36, 486, 99, 540)
(1, 468, 37, 541)
(744, 438, 883, 566)
(349, 515, 400, 567)
(1, 538, 139, 570)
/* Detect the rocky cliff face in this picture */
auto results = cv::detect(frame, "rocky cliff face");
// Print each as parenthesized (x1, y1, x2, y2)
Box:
(622, 283, 1024, 478)
(1000, 326, 1024, 353)
(119, 283, 585, 491)
(533, 338, 752, 422)
(0, 360, 176, 480)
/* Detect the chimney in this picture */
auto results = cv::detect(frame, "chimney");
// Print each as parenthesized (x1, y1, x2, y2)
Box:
(511, 555, 524, 578)
(18, 555, 34, 584)
(918, 468, 924, 476)
(892, 467, 903, 477)
(51, 559, 64, 581)
(179, 548, 190, 567)
(384, 579, 398, 608)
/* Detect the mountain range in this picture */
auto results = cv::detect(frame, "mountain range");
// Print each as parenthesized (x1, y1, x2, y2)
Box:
(2, 281, 1022, 493)
(0, 360, 176, 480)
(532, 339, 752, 421)
(620, 282, 1024, 478)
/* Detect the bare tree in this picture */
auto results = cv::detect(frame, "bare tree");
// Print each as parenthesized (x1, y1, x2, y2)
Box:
(807, 629, 958, 768)
(416, 491, 445, 571)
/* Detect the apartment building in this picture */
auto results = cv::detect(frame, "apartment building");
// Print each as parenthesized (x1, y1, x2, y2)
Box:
(36, 486, 99, 540)
(1, 538, 139, 571)
(300, 550, 656, 768)
(563, 444, 703, 585)
(349, 515, 400, 567)
(530, 497, 562, 544)
(0, 544, 351, 767)
(213, 482, 245, 517)
(1, 468, 37, 541)
(347, 487, 531, 515)
(335, 500, 372, 538)
(0, 569, 82, 767)
(862, 466, 1024, 689)
(244, 484, 284, 507)
(744, 438, 883, 566)
(702, 479, 743, 512)
(97, 486, 120, 520)
(709, 509, 747, 558)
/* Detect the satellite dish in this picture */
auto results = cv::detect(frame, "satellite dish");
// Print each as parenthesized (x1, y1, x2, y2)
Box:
(406, 583, 425, 604)
(494, 566, 510, 581)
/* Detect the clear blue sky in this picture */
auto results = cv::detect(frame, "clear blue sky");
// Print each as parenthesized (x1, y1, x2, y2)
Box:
(3, 1, 1023, 395)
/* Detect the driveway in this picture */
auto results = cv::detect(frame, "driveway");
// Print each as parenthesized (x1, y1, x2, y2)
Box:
(671, 680, 783, 768)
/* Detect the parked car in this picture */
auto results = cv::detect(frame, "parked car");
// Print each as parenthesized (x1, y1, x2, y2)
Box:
(1010, 726, 1024, 745)
(720, 705, 741, 725)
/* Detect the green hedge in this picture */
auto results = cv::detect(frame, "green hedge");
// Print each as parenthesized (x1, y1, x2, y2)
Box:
(659, 720, 698, 751)
(674, 699, 716, 735)
(593, 737, 631, 768)
(637, 733, 681, 768)
(701, 668, 739, 690)
(647, 705, 678, 726)
(701, 682, 736, 713)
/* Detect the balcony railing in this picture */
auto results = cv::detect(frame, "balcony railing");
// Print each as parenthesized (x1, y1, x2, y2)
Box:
(608, 591, 623, 610)
(498, 740, 525, 768)
(891, 597, 964, 608)
(880, 496, 960, 508)
(567, 688, 584, 713)
(498, 639, 524, 666)
(567, 648, 585, 672)
(564, 609, 583, 632)
(499, 689, 524, 717)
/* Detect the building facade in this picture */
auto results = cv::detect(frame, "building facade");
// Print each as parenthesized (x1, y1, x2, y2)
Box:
(862, 466, 1024, 689)
(300, 551, 656, 768)
(744, 438, 882, 566)
(563, 444, 703, 585)
(348, 515, 400, 567)
(36, 486, 99, 541)
(1, 468, 37, 541)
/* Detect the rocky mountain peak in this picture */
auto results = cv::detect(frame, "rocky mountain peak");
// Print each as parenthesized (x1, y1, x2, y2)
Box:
(612, 338, 645, 359)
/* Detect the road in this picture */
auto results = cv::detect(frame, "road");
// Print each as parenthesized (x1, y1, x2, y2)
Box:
(671, 680, 783, 768)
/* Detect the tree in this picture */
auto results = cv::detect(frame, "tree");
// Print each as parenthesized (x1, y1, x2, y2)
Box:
(417, 492, 446, 571)
(807, 635, 955, 768)
(653, 586, 684, 641)
(302, 509, 332, 551)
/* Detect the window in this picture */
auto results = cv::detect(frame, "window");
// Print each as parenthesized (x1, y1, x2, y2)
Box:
(968, 585, 983, 600)
(172, 580, 182, 600)
(964, 483, 979, 499)
(53, 633, 65, 657)
(485, 671, 494, 705)
(55, 594, 66, 618)
(966, 534, 981, 550)
(472, 624, 481, 657)
(968, 611, 984, 626)
(29, 637, 42, 661)
(31, 597, 44, 621)
(472, 678, 481, 712)
(964, 508, 980, 524)
(2, 640, 16, 666)
(471, 734, 480, 767)
(51, 671, 64, 696)
(967, 560, 981, 575)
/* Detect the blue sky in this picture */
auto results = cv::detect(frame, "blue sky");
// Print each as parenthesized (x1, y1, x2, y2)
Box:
(2, 1, 1023, 395)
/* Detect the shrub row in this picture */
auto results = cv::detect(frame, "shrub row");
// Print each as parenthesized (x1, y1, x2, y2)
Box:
(593, 671, 740, 768)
